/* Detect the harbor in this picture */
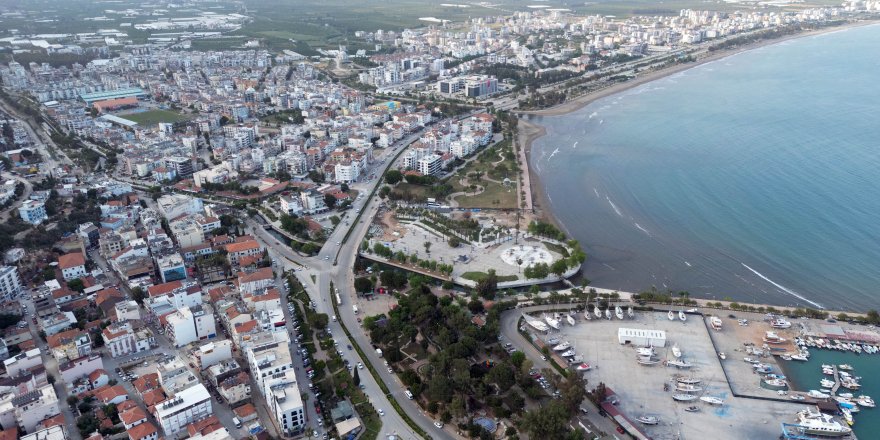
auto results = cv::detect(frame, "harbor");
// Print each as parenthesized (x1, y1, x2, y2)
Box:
(518, 307, 861, 439)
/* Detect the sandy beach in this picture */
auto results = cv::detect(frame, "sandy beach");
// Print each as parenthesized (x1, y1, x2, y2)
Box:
(519, 20, 879, 226)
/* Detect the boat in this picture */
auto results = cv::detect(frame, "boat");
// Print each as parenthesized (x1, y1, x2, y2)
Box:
(605, 309, 612, 320)
(718, 352, 727, 360)
(627, 306, 634, 318)
(839, 364, 853, 371)
(523, 313, 549, 332)
(790, 394, 806, 401)
(841, 408, 853, 426)
(668, 310, 675, 321)
(679, 310, 687, 321)
(709, 316, 723, 331)
(838, 393, 854, 399)
(763, 331, 786, 344)
(743, 357, 757, 363)
(700, 396, 724, 405)
(637, 347, 655, 357)
(675, 383, 702, 393)
(637, 357, 661, 366)
(790, 353, 809, 361)
(764, 378, 788, 388)
(575, 363, 592, 371)
(594, 305, 602, 319)
(841, 379, 861, 391)
(808, 390, 831, 399)
(684, 406, 700, 412)
(677, 377, 701, 385)
(857, 395, 875, 407)
(770, 318, 792, 329)
(553, 341, 571, 351)
(584, 308, 592, 321)
(560, 349, 576, 357)
(834, 397, 855, 408)
(672, 344, 682, 358)
(821, 364, 833, 369)
(820, 379, 835, 389)
(544, 315, 561, 330)
(636, 415, 660, 425)
(615, 306, 624, 320)
(566, 314, 576, 326)
(793, 410, 852, 437)
(672, 393, 699, 402)
(666, 359, 692, 369)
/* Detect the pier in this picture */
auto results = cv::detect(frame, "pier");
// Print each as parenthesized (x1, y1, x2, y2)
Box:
(831, 365, 841, 395)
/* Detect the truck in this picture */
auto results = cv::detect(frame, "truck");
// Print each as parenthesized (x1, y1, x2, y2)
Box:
(352, 305, 359, 314)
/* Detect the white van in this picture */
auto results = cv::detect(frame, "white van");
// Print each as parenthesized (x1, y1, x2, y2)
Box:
(405, 389, 413, 400)
(233, 417, 242, 428)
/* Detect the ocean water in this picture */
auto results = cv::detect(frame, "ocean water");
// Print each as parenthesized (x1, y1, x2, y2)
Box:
(528, 24, 880, 311)
(780, 350, 879, 438)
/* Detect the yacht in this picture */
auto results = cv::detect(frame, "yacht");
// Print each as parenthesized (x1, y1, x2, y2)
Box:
(666, 359, 693, 369)
(575, 363, 592, 371)
(709, 316, 723, 331)
(615, 306, 624, 320)
(793, 410, 852, 437)
(770, 318, 792, 329)
(584, 308, 592, 321)
(789, 394, 806, 401)
(763, 331, 786, 344)
(668, 310, 675, 321)
(552, 341, 571, 351)
(807, 390, 830, 399)
(700, 396, 724, 405)
(839, 364, 854, 371)
(636, 415, 659, 425)
(790, 353, 808, 361)
(594, 305, 602, 319)
(857, 395, 875, 407)
(637, 347, 656, 357)
(605, 309, 612, 320)
(627, 306, 634, 318)
(544, 314, 561, 330)
(675, 383, 702, 393)
(679, 310, 687, 321)
(672, 344, 682, 358)
(560, 349, 576, 357)
(566, 314, 576, 326)
(672, 393, 699, 402)
(523, 314, 549, 332)
(841, 409, 853, 426)
(820, 379, 835, 389)
(677, 377, 701, 385)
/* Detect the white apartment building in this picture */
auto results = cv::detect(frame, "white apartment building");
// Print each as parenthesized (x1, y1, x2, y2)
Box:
(18, 200, 47, 225)
(13, 385, 60, 433)
(0, 266, 22, 300)
(165, 305, 216, 348)
(58, 252, 87, 281)
(266, 370, 306, 435)
(279, 195, 302, 216)
(4, 348, 42, 377)
(102, 321, 153, 358)
(153, 383, 212, 436)
(299, 190, 327, 215)
(417, 154, 443, 176)
(333, 161, 360, 183)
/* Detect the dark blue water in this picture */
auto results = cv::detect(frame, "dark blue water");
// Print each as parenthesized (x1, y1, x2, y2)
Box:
(529, 24, 880, 311)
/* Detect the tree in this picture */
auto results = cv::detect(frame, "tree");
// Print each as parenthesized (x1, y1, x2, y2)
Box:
(340, 183, 349, 192)
(423, 241, 432, 255)
(868, 309, 880, 324)
(379, 185, 391, 198)
(510, 351, 526, 368)
(323, 193, 337, 209)
(475, 269, 498, 299)
(354, 277, 374, 293)
(131, 286, 145, 305)
(448, 236, 461, 248)
(550, 259, 568, 277)
(353, 367, 361, 387)
(385, 169, 403, 185)
(521, 401, 572, 439)
(313, 313, 329, 329)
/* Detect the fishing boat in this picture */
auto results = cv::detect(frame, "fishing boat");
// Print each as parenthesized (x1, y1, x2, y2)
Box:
(684, 406, 700, 412)
(615, 306, 624, 320)
(627, 306, 634, 318)
(709, 316, 722, 331)
(857, 395, 875, 407)
(675, 383, 702, 393)
(666, 359, 692, 369)
(605, 309, 612, 320)
(566, 314, 576, 326)
(672, 344, 682, 358)
(672, 393, 699, 402)
(793, 410, 852, 437)
(544, 314, 561, 330)
(668, 310, 675, 321)
(636, 415, 660, 425)
(679, 310, 687, 321)
(594, 305, 602, 319)
(552, 341, 571, 351)
(575, 363, 592, 371)
(700, 396, 724, 405)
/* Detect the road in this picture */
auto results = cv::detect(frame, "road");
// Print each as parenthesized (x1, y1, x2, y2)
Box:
(0, 171, 32, 221)
(0, 92, 74, 173)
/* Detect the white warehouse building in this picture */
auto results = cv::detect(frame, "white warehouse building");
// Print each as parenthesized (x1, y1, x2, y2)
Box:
(617, 328, 666, 347)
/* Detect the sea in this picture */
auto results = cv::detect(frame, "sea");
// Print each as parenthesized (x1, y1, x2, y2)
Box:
(528, 23, 880, 312)
(779, 350, 879, 438)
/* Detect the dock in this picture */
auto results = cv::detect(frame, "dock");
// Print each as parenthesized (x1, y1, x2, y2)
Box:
(831, 365, 840, 395)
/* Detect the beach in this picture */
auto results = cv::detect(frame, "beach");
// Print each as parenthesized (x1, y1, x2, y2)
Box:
(517, 19, 880, 310)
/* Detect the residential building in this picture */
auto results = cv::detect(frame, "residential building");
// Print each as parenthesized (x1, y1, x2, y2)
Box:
(18, 200, 47, 225)
(299, 190, 327, 214)
(0, 266, 22, 300)
(128, 421, 159, 440)
(224, 239, 262, 266)
(46, 329, 91, 362)
(153, 384, 212, 436)
(4, 348, 42, 377)
(194, 340, 232, 370)
(13, 385, 60, 433)
(417, 154, 443, 176)
(58, 252, 87, 281)
(237, 268, 274, 295)
(156, 253, 187, 283)
(165, 305, 216, 348)
(217, 371, 250, 405)
(102, 321, 154, 358)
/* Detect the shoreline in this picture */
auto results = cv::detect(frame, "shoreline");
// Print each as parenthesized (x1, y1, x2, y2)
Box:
(517, 19, 880, 310)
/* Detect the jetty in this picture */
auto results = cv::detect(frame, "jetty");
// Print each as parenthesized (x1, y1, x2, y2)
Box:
(830, 365, 840, 395)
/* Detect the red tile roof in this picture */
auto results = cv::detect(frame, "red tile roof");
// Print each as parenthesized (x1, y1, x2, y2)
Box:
(58, 252, 86, 269)
(128, 421, 157, 440)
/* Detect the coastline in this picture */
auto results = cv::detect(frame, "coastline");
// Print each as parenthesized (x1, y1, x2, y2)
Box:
(517, 19, 880, 307)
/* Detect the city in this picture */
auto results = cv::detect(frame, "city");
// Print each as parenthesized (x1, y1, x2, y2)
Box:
(0, 1, 879, 440)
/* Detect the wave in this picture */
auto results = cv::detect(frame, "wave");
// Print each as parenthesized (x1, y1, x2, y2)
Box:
(593, 188, 600, 198)
(634, 222, 651, 236)
(588, 112, 598, 119)
(548, 147, 560, 160)
(606, 196, 623, 217)
(741, 263, 824, 309)
(572, 141, 578, 148)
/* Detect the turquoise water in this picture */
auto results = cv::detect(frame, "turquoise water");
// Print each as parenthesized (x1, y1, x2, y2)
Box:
(780, 350, 880, 438)
(528, 24, 880, 311)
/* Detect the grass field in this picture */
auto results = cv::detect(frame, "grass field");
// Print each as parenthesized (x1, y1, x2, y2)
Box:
(462, 271, 518, 283)
(453, 182, 517, 209)
(119, 109, 190, 126)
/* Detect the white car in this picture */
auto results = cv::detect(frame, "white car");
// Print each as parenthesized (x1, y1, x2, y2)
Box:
(387, 367, 393, 374)
(434, 422, 444, 429)
(377, 409, 385, 416)
(357, 362, 364, 369)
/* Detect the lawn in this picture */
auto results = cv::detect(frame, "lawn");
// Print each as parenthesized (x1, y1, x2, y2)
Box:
(453, 181, 517, 209)
(120, 109, 190, 126)
(462, 271, 518, 283)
